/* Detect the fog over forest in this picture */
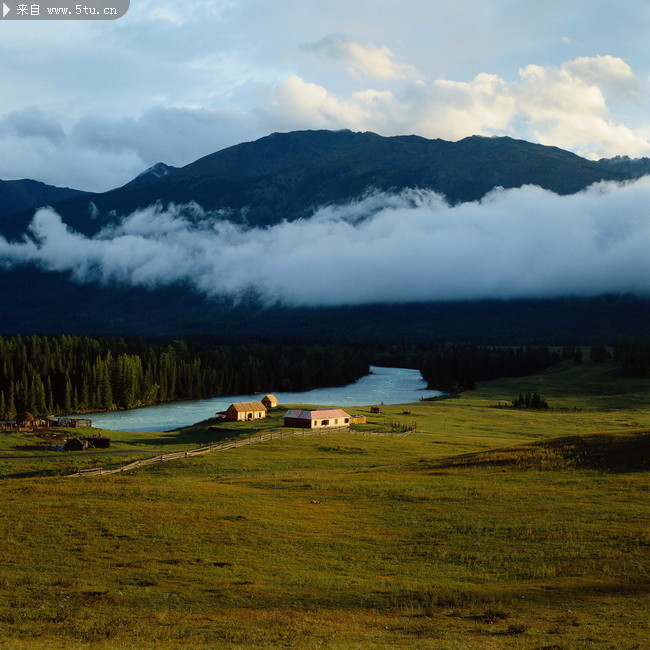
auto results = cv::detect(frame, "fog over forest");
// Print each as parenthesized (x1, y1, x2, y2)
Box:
(1, 177, 649, 307)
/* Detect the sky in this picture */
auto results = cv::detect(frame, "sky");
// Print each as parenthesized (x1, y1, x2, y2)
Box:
(1, 0, 650, 192)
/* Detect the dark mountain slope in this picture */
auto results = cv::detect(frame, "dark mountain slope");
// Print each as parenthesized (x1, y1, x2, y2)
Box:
(0, 178, 90, 218)
(595, 155, 650, 179)
(0, 179, 26, 216)
(0, 130, 627, 239)
(0, 266, 648, 344)
(4, 178, 90, 206)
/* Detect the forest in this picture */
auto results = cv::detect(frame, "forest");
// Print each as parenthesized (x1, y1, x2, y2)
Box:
(0, 335, 369, 418)
(372, 344, 565, 393)
(2, 334, 648, 419)
(410, 341, 649, 392)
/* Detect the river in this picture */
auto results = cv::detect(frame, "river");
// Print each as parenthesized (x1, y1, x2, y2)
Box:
(79, 366, 442, 432)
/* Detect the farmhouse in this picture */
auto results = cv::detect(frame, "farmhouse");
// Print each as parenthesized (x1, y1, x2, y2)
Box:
(283, 408, 351, 429)
(261, 394, 279, 409)
(225, 402, 267, 422)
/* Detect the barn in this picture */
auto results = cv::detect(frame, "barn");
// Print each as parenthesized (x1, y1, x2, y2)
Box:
(225, 402, 267, 422)
(261, 394, 279, 409)
(283, 409, 351, 429)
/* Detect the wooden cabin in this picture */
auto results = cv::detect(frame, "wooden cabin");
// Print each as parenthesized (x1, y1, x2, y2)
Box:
(283, 409, 351, 429)
(349, 414, 366, 424)
(261, 394, 279, 409)
(225, 402, 267, 422)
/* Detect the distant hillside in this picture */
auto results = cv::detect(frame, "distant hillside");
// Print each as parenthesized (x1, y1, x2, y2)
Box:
(0, 178, 90, 218)
(0, 179, 26, 216)
(0, 130, 633, 238)
(437, 431, 650, 473)
(0, 266, 648, 343)
(595, 154, 650, 179)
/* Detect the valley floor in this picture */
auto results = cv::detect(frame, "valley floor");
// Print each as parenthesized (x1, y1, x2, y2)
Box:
(0, 360, 648, 648)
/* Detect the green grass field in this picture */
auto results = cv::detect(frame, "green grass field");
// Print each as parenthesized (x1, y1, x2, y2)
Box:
(0, 360, 648, 648)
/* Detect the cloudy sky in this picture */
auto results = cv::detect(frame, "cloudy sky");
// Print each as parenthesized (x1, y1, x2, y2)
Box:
(0, 0, 649, 192)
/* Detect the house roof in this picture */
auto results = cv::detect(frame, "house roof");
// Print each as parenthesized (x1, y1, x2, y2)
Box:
(227, 402, 267, 412)
(284, 408, 350, 420)
(263, 394, 278, 402)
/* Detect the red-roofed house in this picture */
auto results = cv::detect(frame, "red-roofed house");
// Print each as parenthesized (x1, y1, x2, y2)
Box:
(283, 408, 351, 429)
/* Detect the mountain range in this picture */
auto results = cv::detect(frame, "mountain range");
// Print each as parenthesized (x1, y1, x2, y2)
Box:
(2, 129, 650, 236)
(1, 129, 649, 343)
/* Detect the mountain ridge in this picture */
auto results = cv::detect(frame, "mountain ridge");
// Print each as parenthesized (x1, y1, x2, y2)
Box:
(0, 130, 637, 239)
(0, 178, 90, 218)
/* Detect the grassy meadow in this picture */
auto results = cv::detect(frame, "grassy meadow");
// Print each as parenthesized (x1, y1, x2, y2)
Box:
(0, 360, 648, 648)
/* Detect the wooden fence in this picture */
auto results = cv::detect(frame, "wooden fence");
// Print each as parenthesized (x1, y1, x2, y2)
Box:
(69, 425, 416, 478)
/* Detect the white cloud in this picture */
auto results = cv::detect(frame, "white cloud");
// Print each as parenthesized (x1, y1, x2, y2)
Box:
(2, 178, 649, 305)
(261, 56, 650, 158)
(302, 34, 419, 80)
(2, 47, 650, 192)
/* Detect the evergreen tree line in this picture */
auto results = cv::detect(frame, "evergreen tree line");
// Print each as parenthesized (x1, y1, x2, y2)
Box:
(577, 340, 650, 376)
(418, 345, 562, 393)
(612, 339, 650, 377)
(373, 344, 562, 393)
(0, 335, 369, 419)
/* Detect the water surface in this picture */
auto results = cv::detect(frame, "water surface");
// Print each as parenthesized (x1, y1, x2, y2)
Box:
(81, 366, 441, 432)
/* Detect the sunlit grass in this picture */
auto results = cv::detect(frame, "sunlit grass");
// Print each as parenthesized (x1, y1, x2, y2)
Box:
(0, 360, 648, 647)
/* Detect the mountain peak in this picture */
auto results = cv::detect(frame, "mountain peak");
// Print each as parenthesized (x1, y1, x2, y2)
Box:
(123, 162, 179, 188)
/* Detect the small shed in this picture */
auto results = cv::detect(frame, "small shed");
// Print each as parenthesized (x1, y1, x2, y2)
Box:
(225, 402, 267, 422)
(261, 394, 279, 409)
(283, 409, 351, 429)
(349, 414, 366, 424)
(370, 407, 381, 414)
(64, 438, 89, 451)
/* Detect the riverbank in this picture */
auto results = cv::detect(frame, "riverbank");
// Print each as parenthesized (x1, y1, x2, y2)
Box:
(74, 366, 441, 432)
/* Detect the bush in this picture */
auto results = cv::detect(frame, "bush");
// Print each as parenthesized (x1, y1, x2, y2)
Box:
(512, 392, 549, 409)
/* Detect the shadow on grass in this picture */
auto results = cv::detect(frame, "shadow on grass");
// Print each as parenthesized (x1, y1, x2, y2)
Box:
(426, 431, 650, 473)
(110, 418, 251, 448)
(1, 468, 77, 479)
